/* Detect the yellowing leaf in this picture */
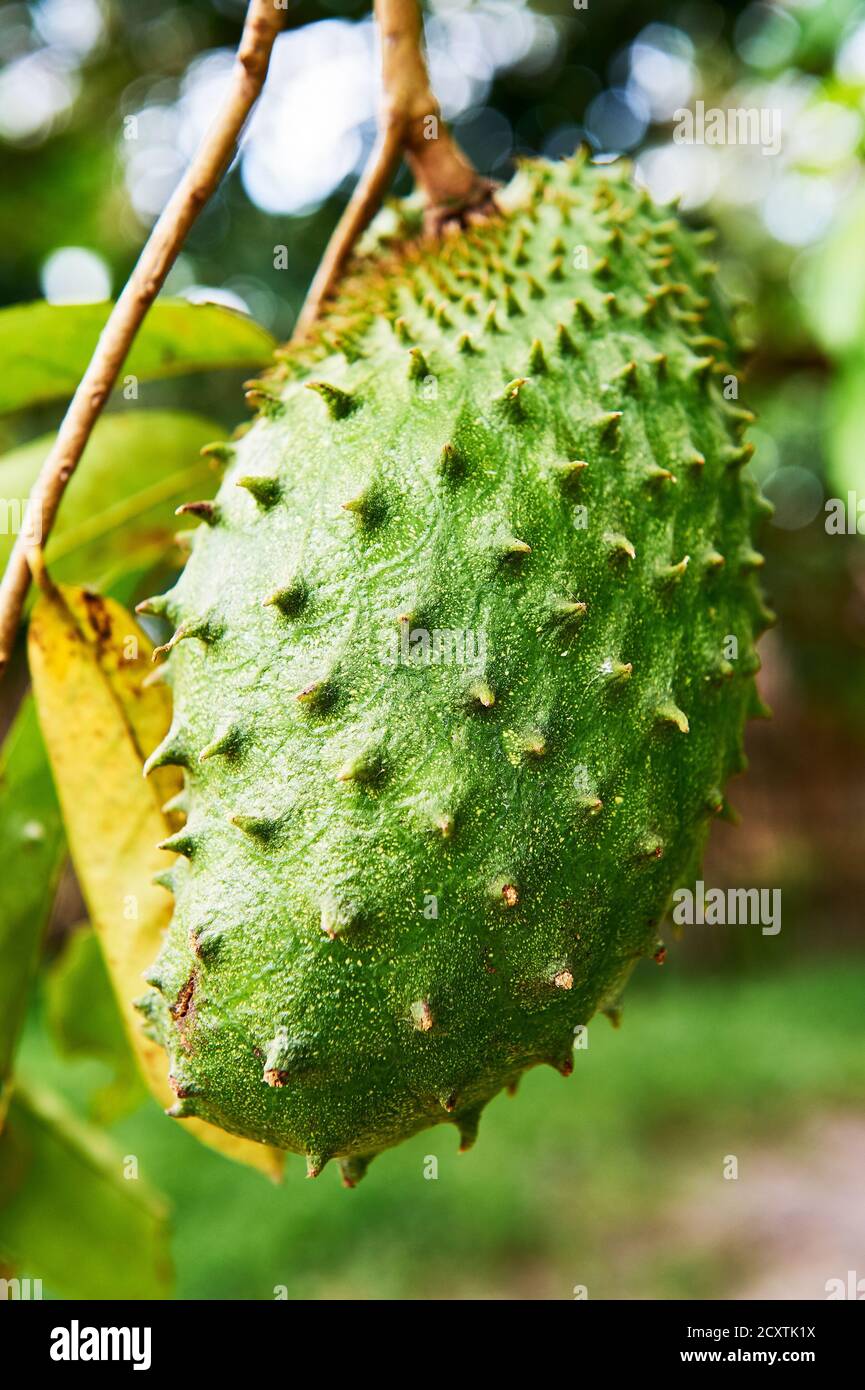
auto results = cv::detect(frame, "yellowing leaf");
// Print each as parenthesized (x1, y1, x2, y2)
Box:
(28, 584, 284, 1181)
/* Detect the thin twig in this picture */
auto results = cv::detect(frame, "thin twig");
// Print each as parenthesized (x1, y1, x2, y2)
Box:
(294, 123, 405, 342)
(294, 0, 496, 338)
(0, 0, 285, 679)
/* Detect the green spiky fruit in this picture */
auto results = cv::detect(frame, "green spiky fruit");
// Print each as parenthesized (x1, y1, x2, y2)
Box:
(138, 155, 770, 1185)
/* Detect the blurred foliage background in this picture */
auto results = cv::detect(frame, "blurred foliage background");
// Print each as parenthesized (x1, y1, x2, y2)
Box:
(1, 0, 864, 1300)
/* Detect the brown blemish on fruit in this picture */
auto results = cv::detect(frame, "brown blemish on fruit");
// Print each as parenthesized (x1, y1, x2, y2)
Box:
(170, 972, 197, 1022)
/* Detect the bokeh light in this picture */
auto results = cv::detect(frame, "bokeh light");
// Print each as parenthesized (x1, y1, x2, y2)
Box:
(762, 465, 825, 529)
(32, 0, 105, 58)
(39, 245, 111, 303)
(0, 48, 79, 143)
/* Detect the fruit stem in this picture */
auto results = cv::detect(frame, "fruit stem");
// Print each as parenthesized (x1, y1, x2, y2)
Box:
(0, 0, 285, 682)
(294, 0, 497, 339)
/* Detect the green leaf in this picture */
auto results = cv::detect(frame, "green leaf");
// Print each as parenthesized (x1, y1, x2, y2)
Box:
(0, 698, 65, 1118)
(798, 187, 865, 356)
(827, 354, 865, 497)
(45, 925, 146, 1125)
(0, 1085, 171, 1299)
(0, 410, 224, 588)
(0, 299, 275, 416)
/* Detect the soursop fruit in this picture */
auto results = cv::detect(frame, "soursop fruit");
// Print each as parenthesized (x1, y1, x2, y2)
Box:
(137, 154, 771, 1184)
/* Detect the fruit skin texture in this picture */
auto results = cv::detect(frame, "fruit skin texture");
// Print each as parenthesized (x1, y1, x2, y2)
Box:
(138, 154, 770, 1184)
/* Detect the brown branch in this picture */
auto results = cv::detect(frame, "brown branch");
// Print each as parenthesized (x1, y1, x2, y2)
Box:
(294, 0, 496, 339)
(0, 0, 285, 680)
(379, 0, 496, 225)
